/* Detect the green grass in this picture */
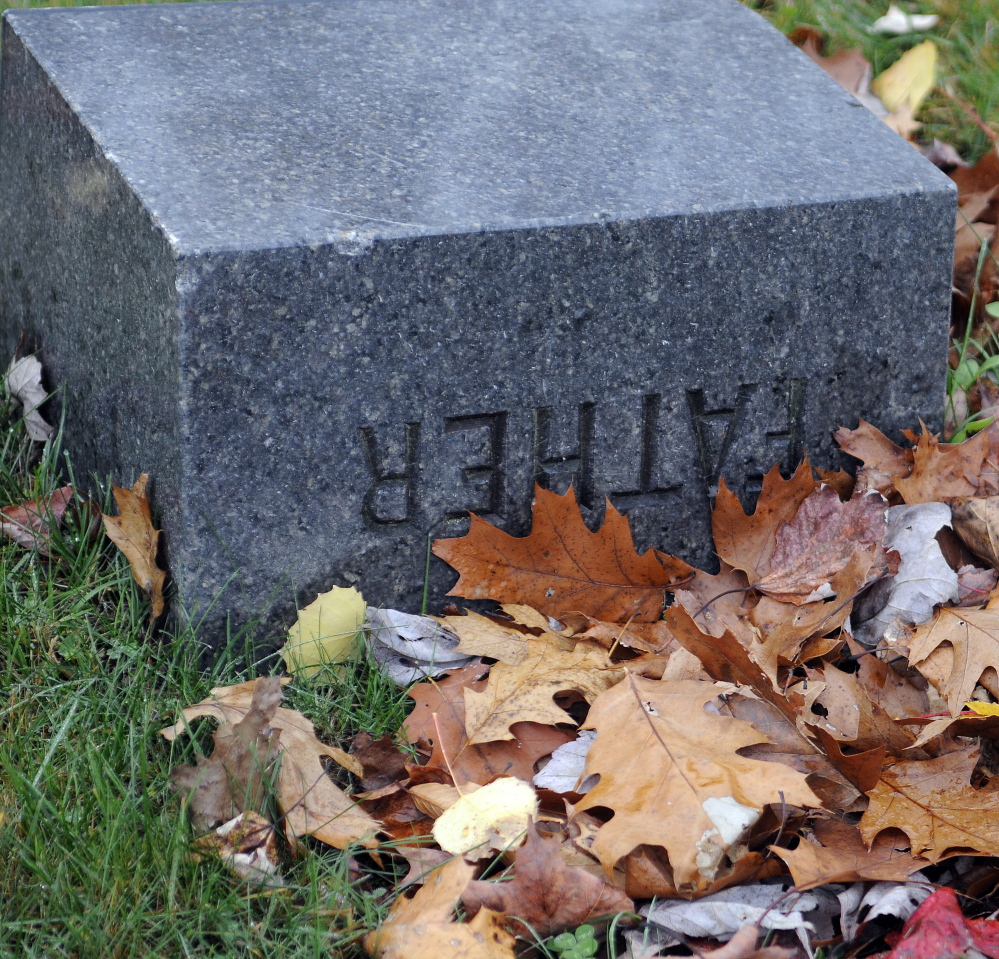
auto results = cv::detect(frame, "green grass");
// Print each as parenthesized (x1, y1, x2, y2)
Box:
(746, 0, 999, 164)
(0, 406, 414, 958)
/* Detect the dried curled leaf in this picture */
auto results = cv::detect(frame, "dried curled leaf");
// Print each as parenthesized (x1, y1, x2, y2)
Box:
(101, 474, 167, 618)
(162, 677, 377, 849)
(0, 485, 77, 555)
(5, 354, 53, 441)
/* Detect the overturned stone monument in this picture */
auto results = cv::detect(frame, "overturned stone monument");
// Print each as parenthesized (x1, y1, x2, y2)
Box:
(0, 0, 953, 641)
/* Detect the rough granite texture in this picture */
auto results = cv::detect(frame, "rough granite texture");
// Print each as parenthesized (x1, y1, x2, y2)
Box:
(0, 0, 954, 645)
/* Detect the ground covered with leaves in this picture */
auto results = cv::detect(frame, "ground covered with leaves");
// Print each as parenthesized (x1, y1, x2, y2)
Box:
(3, 2, 999, 959)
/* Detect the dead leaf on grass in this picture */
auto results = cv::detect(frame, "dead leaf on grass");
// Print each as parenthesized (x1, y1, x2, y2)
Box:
(5, 354, 53, 441)
(101, 474, 167, 618)
(0, 485, 77, 555)
(162, 677, 377, 848)
(193, 810, 284, 886)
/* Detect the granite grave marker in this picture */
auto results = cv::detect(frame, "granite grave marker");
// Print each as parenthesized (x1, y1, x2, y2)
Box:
(0, 0, 954, 641)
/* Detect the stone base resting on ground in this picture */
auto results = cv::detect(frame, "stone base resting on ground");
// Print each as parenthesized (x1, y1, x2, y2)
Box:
(0, 0, 954, 643)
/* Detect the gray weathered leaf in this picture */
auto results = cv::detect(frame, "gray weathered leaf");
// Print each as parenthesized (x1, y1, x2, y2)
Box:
(5, 355, 53, 442)
(852, 503, 959, 646)
(533, 730, 597, 794)
(365, 606, 478, 685)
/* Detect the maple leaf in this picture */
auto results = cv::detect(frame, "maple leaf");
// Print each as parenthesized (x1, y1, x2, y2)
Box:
(462, 819, 633, 937)
(711, 459, 816, 583)
(364, 857, 515, 959)
(102, 474, 167, 618)
(402, 663, 573, 786)
(433, 484, 692, 622)
(772, 818, 928, 890)
(161, 677, 377, 848)
(0, 485, 77, 555)
(908, 598, 999, 716)
(751, 486, 887, 604)
(463, 637, 623, 744)
(573, 676, 819, 893)
(860, 743, 999, 860)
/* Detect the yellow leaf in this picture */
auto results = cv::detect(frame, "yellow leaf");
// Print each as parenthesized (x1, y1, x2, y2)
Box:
(966, 701, 999, 716)
(432, 777, 537, 859)
(871, 40, 937, 114)
(282, 586, 366, 678)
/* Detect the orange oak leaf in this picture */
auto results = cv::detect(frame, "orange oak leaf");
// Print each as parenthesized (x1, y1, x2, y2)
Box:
(908, 598, 999, 716)
(712, 459, 816, 584)
(433, 484, 693, 622)
(0, 485, 77, 556)
(401, 663, 573, 786)
(462, 819, 634, 937)
(364, 857, 515, 959)
(860, 743, 999, 860)
(573, 676, 819, 893)
(773, 818, 929, 889)
(101, 474, 167, 618)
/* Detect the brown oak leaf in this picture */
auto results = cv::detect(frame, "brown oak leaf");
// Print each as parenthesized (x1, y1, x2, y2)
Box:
(772, 818, 929, 890)
(161, 677, 377, 848)
(168, 675, 284, 833)
(433, 484, 693, 622)
(712, 459, 816, 584)
(834, 419, 913, 498)
(860, 743, 999, 860)
(893, 424, 991, 504)
(573, 676, 819, 893)
(908, 598, 999, 716)
(364, 857, 515, 959)
(101, 474, 167, 618)
(402, 663, 574, 786)
(951, 497, 999, 570)
(462, 819, 633, 937)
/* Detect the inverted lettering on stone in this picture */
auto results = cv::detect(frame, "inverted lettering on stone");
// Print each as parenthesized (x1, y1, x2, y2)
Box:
(358, 378, 809, 530)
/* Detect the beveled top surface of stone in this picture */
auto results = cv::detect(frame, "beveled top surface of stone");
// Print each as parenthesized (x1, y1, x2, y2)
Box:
(6, 0, 950, 254)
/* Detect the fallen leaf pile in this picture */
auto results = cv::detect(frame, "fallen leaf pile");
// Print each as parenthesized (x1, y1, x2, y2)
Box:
(269, 413, 999, 958)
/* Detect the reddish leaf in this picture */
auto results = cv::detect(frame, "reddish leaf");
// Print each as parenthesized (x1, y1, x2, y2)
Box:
(0, 485, 76, 556)
(433, 484, 692, 622)
(883, 887, 999, 959)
